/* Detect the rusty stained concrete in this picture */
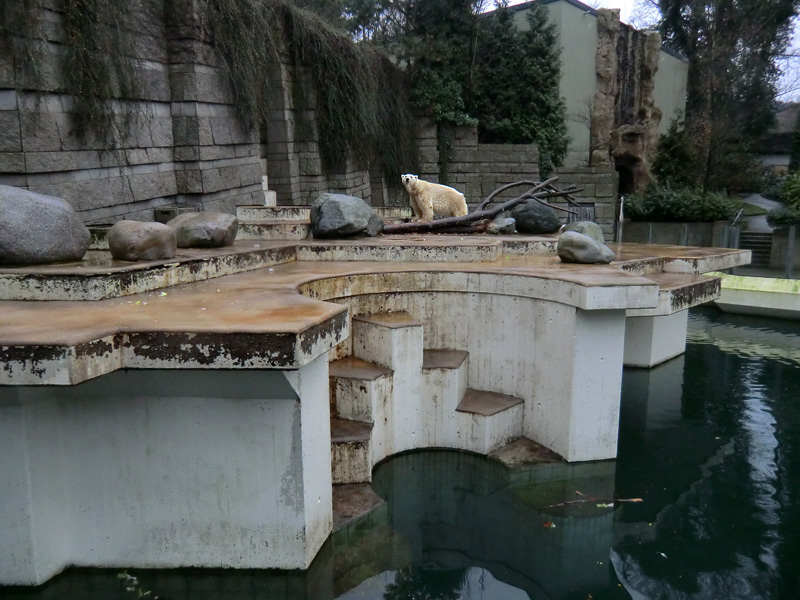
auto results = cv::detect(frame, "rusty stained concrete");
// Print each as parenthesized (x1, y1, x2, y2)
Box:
(0, 235, 750, 385)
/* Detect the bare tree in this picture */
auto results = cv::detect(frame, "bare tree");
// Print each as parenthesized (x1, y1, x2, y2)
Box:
(629, 0, 661, 29)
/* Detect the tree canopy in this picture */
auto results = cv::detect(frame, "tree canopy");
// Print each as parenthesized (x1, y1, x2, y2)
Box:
(656, 0, 800, 190)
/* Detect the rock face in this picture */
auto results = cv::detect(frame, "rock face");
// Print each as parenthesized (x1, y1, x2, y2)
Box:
(310, 193, 383, 238)
(557, 231, 616, 264)
(562, 220, 605, 243)
(0, 185, 91, 265)
(108, 220, 177, 261)
(486, 216, 516, 235)
(511, 201, 561, 234)
(167, 212, 238, 248)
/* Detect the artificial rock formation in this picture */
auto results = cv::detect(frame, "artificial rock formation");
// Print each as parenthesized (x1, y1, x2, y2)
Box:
(593, 9, 664, 191)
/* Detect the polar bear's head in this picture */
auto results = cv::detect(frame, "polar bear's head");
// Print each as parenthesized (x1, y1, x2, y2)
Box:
(401, 174, 418, 191)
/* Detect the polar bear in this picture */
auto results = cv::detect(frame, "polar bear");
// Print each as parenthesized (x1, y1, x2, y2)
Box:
(401, 174, 469, 222)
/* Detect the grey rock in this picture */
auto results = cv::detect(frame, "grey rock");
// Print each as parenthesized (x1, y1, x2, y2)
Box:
(486, 216, 516, 235)
(562, 220, 605, 243)
(0, 184, 90, 265)
(511, 200, 561, 234)
(167, 212, 238, 248)
(557, 231, 616, 264)
(108, 220, 177, 261)
(310, 193, 383, 238)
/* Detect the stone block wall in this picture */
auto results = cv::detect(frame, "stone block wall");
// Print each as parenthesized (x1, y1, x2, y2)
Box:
(553, 166, 618, 236)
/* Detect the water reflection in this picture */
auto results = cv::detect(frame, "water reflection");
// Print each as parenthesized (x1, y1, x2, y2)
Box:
(3, 307, 800, 599)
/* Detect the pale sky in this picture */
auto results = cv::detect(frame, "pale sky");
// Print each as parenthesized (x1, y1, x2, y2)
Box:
(589, 0, 635, 23)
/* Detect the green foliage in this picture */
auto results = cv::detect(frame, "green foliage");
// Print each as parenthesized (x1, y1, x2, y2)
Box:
(652, 117, 697, 187)
(625, 183, 738, 222)
(790, 108, 800, 173)
(780, 172, 800, 209)
(469, 5, 567, 177)
(657, 0, 799, 191)
(767, 205, 800, 227)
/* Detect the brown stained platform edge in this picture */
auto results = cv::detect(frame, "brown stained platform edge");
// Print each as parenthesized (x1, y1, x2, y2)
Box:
(457, 389, 524, 416)
(422, 349, 469, 370)
(352, 311, 422, 329)
(331, 418, 373, 443)
(329, 356, 392, 380)
(332, 483, 386, 532)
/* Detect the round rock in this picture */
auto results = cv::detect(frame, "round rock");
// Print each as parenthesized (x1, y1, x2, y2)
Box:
(511, 200, 560, 234)
(167, 212, 238, 248)
(562, 220, 604, 243)
(108, 220, 177, 261)
(486, 216, 516, 235)
(310, 193, 383, 238)
(0, 185, 91, 265)
(557, 231, 616, 264)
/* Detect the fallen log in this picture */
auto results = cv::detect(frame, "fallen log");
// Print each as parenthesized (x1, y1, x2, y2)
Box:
(382, 176, 579, 235)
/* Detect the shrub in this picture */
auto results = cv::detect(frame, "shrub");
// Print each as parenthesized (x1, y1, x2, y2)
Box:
(625, 184, 738, 222)
(780, 172, 800, 209)
(767, 206, 800, 227)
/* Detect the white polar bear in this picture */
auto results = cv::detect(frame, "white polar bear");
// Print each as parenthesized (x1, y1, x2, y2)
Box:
(401, 174, 469, 222)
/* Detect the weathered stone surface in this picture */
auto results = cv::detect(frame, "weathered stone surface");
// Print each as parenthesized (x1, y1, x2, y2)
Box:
(108, 220, 177, 261)
(0, 185, 90, 265)
(310, 193, 383, 238)
(487, 216, 516, 235)
(562, 220, 604, 243)
(511, 201, 560, 234)
(557, 231, 616, 264)
(167, 212, 238, 248)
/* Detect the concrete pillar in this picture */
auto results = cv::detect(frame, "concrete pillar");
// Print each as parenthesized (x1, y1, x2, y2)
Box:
(527, 308, 627, 462)
(624, 309, 689, 368)
(0, 361, 332, 586)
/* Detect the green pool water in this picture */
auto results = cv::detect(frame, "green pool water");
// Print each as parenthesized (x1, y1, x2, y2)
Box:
(3, 307, 799, 600)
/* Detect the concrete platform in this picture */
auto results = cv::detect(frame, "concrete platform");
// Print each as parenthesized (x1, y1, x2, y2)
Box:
(0, 234, 750, 585)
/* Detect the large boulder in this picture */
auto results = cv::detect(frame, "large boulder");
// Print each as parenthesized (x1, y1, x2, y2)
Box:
(108, 220, 177, 261)
(0, 185, 90, 265)
(167, 212, 238, 248)
(557, 231, 616, 264)
(562, 220, 605, 243)
(511, 200, 561, 234)
(310, 193, 383, 238)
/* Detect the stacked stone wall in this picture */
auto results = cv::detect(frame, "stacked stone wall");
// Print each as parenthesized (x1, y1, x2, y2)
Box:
(553, 166, 618, 236)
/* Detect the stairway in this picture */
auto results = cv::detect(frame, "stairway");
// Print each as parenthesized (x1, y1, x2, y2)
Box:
(739, 231, 772, 268)
(328, 311, 524, 485)
(235, 205, 413, 241)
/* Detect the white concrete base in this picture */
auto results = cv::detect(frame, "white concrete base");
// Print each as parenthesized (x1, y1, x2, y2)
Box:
(0, 361, 332, 586)
(624, 310, 689, 368)
(457, 402, 524, 454)
(352, 313, 423, 458)
(421, 353, 469, 449)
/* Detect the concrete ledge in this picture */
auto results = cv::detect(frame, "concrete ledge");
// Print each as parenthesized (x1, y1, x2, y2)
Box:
(626, 273, 720, 317)
(713, 273, 800, 320)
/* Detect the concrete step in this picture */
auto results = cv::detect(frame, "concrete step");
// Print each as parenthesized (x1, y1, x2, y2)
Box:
(331, 418, 373, 484)
(456, 389, 525, 454)
(332, 483, 387, 533)
(236, 205, 412, 223)
(236, 220, 310, 240)
(421, 349, 469, 448)
(236, 205, 310, 221)
(329, 356, 393, 463)
(352, 311, 423, 455)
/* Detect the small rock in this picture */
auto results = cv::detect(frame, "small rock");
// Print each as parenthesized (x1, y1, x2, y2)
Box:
(562, 220, 604, 243)
(486, 216, 516, 235)
(108, 220, 177, 261)
(0, 185, 90, 265)
(511, 200, 561, 234)
(311, 193, 383, 238)
(557, 231, 616, 264)
(167, 212, 238, 248)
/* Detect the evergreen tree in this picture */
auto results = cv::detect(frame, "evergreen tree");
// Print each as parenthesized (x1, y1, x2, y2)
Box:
(658, 0, 800, 191)
(468, 4, 567, 176)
